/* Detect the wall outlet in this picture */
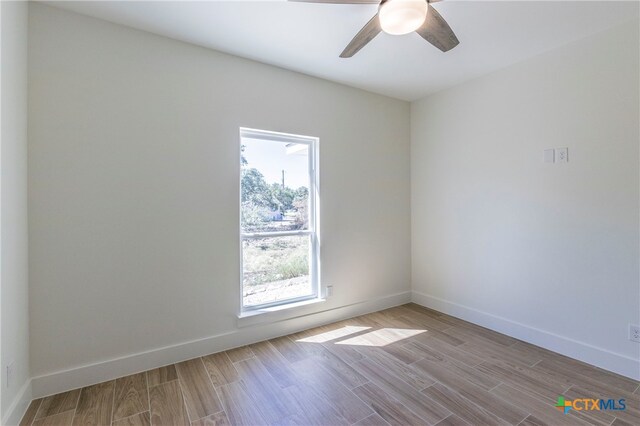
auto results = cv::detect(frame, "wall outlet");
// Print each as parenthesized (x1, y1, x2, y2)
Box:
(6, 361, 14, 388)
(557, 147, 569, 163)
(544, 149, 555, 163)
(326, 285, 333, 298)
(630, 324, 640, 343)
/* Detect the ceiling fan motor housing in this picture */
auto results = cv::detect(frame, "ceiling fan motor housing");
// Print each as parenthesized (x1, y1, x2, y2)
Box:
(378, 0, 430, 36)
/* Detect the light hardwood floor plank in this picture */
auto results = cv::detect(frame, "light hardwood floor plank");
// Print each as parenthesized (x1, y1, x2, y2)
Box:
(411, 353, 501, 391)
(536, 357, 638, 393)
(353, 313, 391, 327)
(217, 381, 267, 426)
(567, 363, 638, 394)
(457, 338, 541, 368)
(392, 309, 454, 332)
(289, 323, 349, 342)
(403, 339, 483, 368)
(224, 346, 254, 363)
(269, 335, 310, 363)
(149, 380, 189, 426)
(533, 359, 639, 397)
(113, 373, 149, 421)
(35, 389, 81, 420)
(248, 341, 298, 388)
(290, 357, 373, 424)
(72, 380, 115, 425)
(509, 341, 573, 364)
(352, 357, 450, 425)
(411, 357, 528, 425)
(351, 382, 427, 426)
(356, 348, 434, 391)
(113, 411, 151, 426)
(433, 414, 471, 426)
(175, 358, 223, 421)
(404, 303, 449, 318)
(283, 330, 367, 390)
(190, 411, 231, 426)
(336, 327, 406, 347)
(147, 365, 178, 387)
(202, 352, 239, 387)
(233, 357, 295, 424)
(352, 413, 391, 426)
(375, 305, 417, 320)
(611, 418, 637, 426)
(447, 322, 520, 347)
(518, 414, 547, 426)
(422, 382, 509, 426)
(322, 338, 366, 365)
(282, 384, 350, 426)
(32, 410, 76, 426)
(20, 398, 43, 426)
(475, 360, 568, 400)
(391, 316, 465, 347)
(379, 342, 424, 364)
(308, 347, 369, 389)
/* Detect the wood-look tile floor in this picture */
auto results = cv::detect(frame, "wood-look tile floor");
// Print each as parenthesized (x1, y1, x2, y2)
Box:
(20, 304, 640, 426)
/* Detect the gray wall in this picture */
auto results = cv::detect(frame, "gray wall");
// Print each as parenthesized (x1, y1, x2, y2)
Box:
(411, 20, 640, 378)
(28, 3, 410, 380)
(1, 0, 30, 422)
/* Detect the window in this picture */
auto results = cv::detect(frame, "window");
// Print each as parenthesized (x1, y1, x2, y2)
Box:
(239, 128, 319, 311)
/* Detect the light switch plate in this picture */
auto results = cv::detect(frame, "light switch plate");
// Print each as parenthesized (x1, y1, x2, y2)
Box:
(544, 149, 555, 163)
(557, 147, 569, 163)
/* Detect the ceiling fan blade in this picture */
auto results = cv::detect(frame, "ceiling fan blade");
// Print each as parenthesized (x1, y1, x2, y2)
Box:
(416, 4, 459, 52)
(288, 0, 380, 4)
(340, 14, 381, 58)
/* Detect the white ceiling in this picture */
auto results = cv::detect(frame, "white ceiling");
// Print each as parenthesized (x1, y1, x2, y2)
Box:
(45, 0, 639, 101)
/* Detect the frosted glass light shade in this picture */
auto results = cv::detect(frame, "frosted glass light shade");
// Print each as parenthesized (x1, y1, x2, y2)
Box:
(379, 0, 429, 36)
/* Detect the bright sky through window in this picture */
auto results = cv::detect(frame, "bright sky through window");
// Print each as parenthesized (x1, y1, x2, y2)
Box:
(242, 137, 309, 189)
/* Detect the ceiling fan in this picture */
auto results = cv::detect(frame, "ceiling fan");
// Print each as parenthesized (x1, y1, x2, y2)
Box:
(290, 0, 459, 58)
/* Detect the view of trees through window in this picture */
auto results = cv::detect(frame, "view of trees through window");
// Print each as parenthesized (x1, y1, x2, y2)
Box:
(240, 134, 315, 308)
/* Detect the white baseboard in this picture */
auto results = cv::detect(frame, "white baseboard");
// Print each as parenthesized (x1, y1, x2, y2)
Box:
(411, 291, 640, 380)
(2, 379, 32, 426)
(31, 291, 411, 399)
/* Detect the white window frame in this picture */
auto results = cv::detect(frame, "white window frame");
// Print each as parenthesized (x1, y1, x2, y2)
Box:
(239, 127, 320, 313)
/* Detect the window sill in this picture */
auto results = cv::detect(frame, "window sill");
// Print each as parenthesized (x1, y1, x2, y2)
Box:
(237, 297, 326, 328)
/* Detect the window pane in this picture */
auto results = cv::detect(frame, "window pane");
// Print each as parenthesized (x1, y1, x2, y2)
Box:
(241, 138, 309, 233)
(243, 235, 312, 307)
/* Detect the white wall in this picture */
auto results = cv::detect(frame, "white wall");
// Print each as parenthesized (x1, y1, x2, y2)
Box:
(28, 3, 410, 392)
(1, 0, 31, 423)
(411, 19, 640, 379)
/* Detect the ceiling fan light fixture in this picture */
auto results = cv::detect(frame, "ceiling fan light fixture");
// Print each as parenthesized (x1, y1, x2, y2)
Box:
(379, 0, 428, 36)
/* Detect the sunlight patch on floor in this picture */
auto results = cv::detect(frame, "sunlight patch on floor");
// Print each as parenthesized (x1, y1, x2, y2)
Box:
(334, 328, 426, 347)
(296, 325, 371, 343)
